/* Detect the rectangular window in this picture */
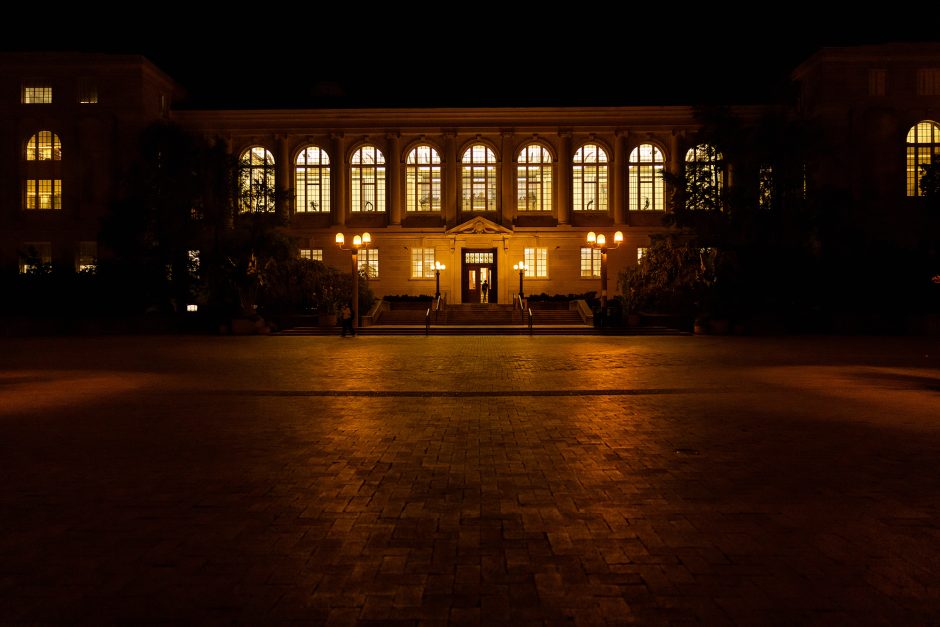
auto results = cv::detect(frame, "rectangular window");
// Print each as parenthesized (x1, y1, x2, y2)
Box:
(78, 241, 97, 272)
(411, 248, 436, 278)
(464, 252, 493, 263)
(580, 248, 601, 278)
(299, 248, 323, 261)
(759, 165, 773, 209)
(917, 69, 940, 96)
(25, 179, 62, 210)
(637, 247, 648, 264)
(358, 249, 378, 279)
(868, 69, 886, 96)
(20, 242, 52, 274)
(22, 82, 52, 104)
(523, 248, 548, 278)
(78, 80, 98, 104)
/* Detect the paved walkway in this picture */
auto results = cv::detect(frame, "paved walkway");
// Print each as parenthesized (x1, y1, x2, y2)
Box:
(0, 335, 938, 625)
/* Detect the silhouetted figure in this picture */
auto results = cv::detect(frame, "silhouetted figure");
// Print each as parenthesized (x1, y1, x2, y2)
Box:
(481, 280, 489, 303)
(340, 303, 354, 337)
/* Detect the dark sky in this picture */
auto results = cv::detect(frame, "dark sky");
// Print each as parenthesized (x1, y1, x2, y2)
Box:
(3, 10, 938, 108)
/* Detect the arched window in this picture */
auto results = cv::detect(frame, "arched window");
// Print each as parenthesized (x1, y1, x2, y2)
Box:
(572, 143, 608, 211)
(406, 145, 442, 212)
(461, 144, 497, 212)
(517, 144, 553, 212)
(350, 145, 386, 212)
(25, 131, 62, 161)
(684, 144, 723, 210)
(295, 147, 330, 213)
(628, 144, 664, 211)
(24, 131, 62, 210)
(906, 121, 940, 196)
(239, 146, 275, 213)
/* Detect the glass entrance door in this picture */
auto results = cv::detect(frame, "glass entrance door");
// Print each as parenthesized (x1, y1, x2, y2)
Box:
(461, 249, 497, 303)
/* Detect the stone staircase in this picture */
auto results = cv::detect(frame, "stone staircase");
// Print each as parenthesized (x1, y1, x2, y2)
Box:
(439, 303, 518, 325)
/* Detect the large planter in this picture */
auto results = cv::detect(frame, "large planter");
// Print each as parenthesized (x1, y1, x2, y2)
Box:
(318, 313, 337, 327)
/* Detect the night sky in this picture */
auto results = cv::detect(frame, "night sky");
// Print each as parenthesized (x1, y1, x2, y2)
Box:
(2, 11, 938, 109)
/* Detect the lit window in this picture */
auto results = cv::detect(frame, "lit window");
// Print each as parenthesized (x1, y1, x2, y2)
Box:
(188, 250, 200, 277)
(78, 80, 98, 104)
(916, 69, 940, 96)
(906, 121, 940, 196)
(406, 145, 442, 212)
(299, 248, 323, 261)
(759, 165, 773, 209)
(628, 144, 664, 211)
(411, 248, 436, 278)
(461, 144, 497, 212)
(517, 144, 553, 212)
(351, 145, 386, 212)
(573, 143, 608, 211)
(25, 131, 62, 161)
(684, 144, 723, 210)
(637, 247, 647, 264)
(25, 179, 62, 210)
(78, 241, 97, 273)
(358, 249, 379, 278)
(238, 147, 275, 212)
(296, 146, 330, 213)
(523, 248, 548, 278)
(19, 242, 51, 274)
(580, 247, 601, 278)
(22, 83, 51, 104)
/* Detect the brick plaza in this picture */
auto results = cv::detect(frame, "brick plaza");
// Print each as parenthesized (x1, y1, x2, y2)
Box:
(1, 335, 938, 625)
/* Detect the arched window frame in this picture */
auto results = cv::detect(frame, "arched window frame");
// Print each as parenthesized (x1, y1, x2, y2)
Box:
(238, 146, 276, 213)
(295, 146, 331, 213)
(24, 131, 62, 210)
(350, 145, 386, 212)
(684, 144, 724, 211)
(460, 143, 498, 212)
(516, 143, 553, 212)
(572, 143, 609, 212)
(906, 120, 940, 197)
(406, 144, 442, 212)
(628, 143, 665, 211)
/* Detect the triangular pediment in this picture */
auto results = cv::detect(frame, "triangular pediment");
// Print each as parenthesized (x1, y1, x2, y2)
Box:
(446, 216, 514, 236)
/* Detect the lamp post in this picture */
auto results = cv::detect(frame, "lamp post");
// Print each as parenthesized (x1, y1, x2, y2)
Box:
(512, 262, 528, 301)
(335, 231, 372, 332)
(585, 230, 623, 327)
(434, 261, 445, 299)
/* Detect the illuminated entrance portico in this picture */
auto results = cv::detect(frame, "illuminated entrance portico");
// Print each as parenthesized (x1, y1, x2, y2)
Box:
(445, 217, 513, 304)
(462, 249, 497, 303)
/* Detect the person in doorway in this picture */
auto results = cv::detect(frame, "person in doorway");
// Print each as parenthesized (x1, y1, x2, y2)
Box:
(481, 279, 489, 303)
(340, 303, 354, 337)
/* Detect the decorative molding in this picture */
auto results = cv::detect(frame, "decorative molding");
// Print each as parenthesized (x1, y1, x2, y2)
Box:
(445, 216, 514, 236)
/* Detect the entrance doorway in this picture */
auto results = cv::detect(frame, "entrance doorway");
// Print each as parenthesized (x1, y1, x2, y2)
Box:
(461, 248, 497, 303)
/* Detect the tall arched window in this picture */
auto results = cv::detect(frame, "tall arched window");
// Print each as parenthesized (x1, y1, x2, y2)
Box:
(684, 144, 723, 211)
(406, 145, 442, 212)
(350, 145, 386, 212)
(239, 146, 275, 213)
(628, 144, 665, 211)
(24, 131, 62, 210)
(517, 144, 553, 212)
(572, 143, 608, 211)
(295, 146, 330, 213)
(25, 131, 62, 161)
(906, 121, 940, 197)
(461, 144, 497, 212)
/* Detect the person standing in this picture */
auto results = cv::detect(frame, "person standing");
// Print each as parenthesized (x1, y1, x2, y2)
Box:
(481, 279, 489, 303)
(340, 303, 354, 337)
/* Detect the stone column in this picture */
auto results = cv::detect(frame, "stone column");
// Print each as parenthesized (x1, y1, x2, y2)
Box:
(387, 132, 401, 226)
(444, 132, 457, 227)
(333, 133, 346, 226)
(612, 131, 625, 225)
(501, 131, 514, 226)
(668, 132, 682, 213)
(557, 131, 571, 225)
(275, 135, 290, 222)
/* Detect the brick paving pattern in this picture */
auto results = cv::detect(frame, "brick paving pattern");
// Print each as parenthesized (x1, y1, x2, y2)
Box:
(0, 335, 938, 625)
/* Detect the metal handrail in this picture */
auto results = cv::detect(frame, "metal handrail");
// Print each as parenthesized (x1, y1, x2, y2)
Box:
(527, 307, 533, 335)
(425, 308, 431, 335)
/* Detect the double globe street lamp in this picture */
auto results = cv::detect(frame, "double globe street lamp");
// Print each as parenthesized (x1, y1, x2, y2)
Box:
(585, 230, 623, 327)
(335, 231, 372, 332)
